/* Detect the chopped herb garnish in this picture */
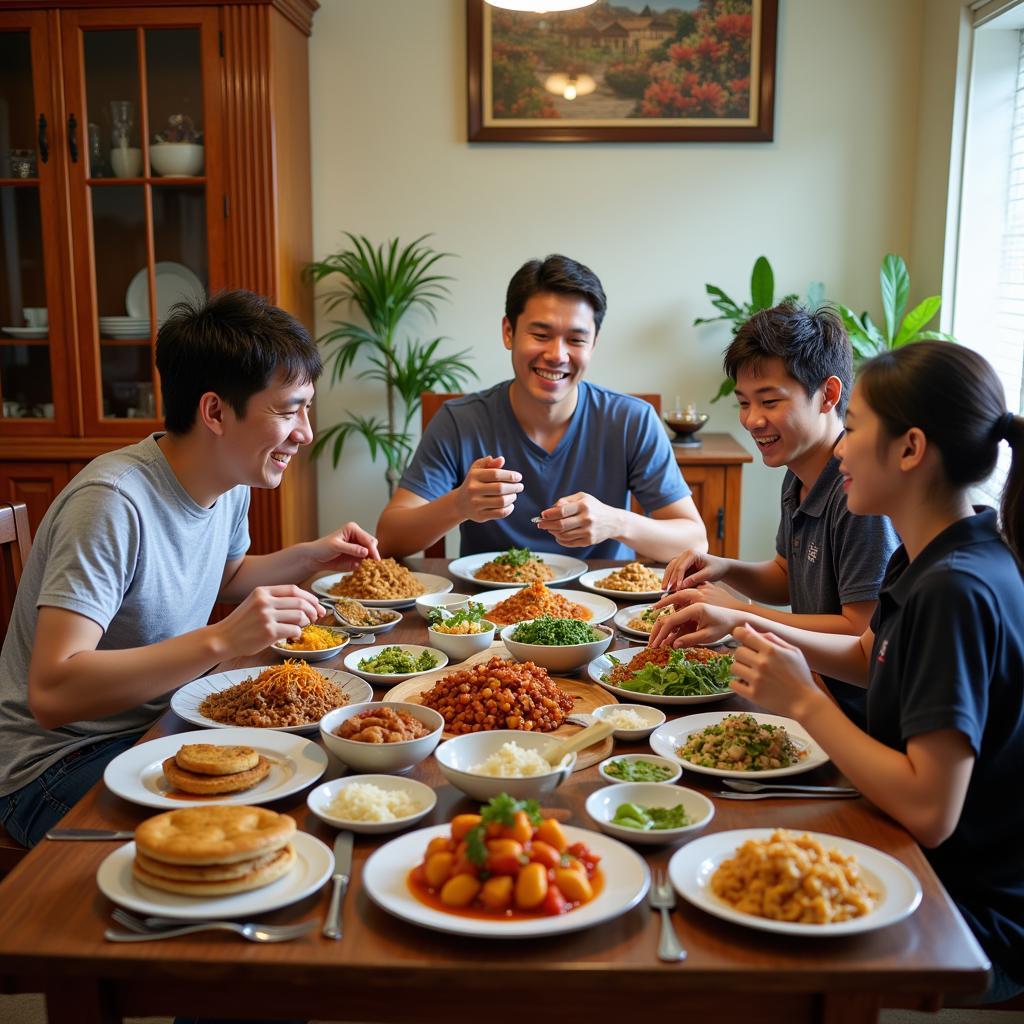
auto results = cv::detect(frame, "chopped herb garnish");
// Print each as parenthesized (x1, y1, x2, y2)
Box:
(465, 793, 542, 869)
(493, 547, 540, 568)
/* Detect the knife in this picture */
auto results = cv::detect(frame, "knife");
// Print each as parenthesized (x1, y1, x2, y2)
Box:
(322, 830, 354, 940)
(46, 828, 134, 840)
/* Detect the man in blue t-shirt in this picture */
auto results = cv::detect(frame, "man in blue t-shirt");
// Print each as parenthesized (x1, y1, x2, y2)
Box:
(376, 255, 707, 560)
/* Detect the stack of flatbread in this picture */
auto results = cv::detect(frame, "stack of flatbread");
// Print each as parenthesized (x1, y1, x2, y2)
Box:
(162, 743, 270, 796)
(133, 806, 296, 896)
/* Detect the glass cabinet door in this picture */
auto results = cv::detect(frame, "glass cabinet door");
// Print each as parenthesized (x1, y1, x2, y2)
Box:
(61, 9, 222, 435)
(0, 13, 75, 437)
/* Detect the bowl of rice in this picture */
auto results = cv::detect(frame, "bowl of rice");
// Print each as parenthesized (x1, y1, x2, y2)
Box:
(306, 774, 436, 834)
(433, 729, 576, 801)
(591, 702, 666, 741)
(320, 701, 444, 773)
(500, 617, 613, 672)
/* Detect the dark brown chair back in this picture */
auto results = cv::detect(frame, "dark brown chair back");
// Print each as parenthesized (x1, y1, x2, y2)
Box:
(0, 502, 32, 632)
(418, 392, 662, 557)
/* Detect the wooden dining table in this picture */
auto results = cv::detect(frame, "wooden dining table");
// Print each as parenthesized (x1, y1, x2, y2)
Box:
(0, 558, 990, 1024)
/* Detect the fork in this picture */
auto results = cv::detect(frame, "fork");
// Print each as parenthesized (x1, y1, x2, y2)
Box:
(648, 869, 686, 963)
(106, 907, 314, 943)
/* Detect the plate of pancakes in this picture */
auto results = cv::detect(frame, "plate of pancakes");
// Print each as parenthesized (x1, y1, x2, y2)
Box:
(96, 805, 335, 919)
(102, 728, 330, 810)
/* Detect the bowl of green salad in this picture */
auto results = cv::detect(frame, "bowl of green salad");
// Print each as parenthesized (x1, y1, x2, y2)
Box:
(585, 782, 714, 845)
(343, 644, 448, 684)
(500, 616, 613, 672)
(597, 753, 682, 786)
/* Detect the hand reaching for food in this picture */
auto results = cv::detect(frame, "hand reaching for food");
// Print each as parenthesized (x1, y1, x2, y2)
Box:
(534, 492, 623, 548)
(214, 584, 326, 656)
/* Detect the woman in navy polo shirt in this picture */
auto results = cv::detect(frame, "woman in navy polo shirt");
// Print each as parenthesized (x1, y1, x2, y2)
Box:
(656, 342, 1023, 1002)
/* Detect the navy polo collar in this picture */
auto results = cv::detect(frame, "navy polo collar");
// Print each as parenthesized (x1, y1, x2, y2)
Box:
(783, 448, 843, 520)
(882, 507, 1002, 607)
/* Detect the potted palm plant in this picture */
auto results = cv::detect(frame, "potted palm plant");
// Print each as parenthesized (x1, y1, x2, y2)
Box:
(305, 234, 476, 496)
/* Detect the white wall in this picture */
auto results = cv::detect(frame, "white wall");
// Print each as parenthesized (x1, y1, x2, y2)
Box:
(309, 0, 930, 559)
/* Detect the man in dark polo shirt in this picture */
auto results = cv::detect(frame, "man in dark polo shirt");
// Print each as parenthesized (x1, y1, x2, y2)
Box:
(655, 303, 899, 727)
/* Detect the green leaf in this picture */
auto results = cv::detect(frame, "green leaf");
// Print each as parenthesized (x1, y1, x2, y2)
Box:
(705, 284, 742, 315)
(750, 256, 774, 311)
(693, 313, 731, 327)
(806, 281, 825, 310)
(880, 254, 910, 343)
(914, 330, 958, 342)
(893, 295, 941, 346)
(710, 377, 736, 403)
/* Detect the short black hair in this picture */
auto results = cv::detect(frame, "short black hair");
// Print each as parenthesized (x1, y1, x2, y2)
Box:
(505, 254, 607, 333)
(723, 302, 853, 416)
(156, 290, 322, 434)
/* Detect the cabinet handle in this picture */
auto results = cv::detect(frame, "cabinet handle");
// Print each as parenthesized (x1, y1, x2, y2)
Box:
(38, 114, 49, 164)
(716, 507, 725, 540)
(67, 114, 78, 163)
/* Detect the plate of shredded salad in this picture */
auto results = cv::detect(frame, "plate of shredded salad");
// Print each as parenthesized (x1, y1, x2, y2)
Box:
(588, 646, 735, 706)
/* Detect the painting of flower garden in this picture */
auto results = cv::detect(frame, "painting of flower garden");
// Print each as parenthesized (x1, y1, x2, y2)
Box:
(469, 0, 776, 142)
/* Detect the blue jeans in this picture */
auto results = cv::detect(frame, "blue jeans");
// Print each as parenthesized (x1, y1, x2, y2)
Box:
(0, 732, 143, 848)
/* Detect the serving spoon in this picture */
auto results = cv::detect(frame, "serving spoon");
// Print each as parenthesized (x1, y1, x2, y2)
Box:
(542, 720, 615, 766)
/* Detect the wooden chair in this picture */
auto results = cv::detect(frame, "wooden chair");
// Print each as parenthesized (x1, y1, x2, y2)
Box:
(418, 392, 662, 557)
(0, 502, 31, 878)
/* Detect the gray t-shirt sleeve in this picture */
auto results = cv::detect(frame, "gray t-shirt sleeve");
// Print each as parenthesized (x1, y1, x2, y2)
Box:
(831, 505, 900, 605)
(227, 487, 252, 560)
(398, 406, 465, 502)
(36, 484, 142, 631)
(628, 403, 690, 512)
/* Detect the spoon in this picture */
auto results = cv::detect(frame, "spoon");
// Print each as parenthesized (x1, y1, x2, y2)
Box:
(542, 720, 615, 766)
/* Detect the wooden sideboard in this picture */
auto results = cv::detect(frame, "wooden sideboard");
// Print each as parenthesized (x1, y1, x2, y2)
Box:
(672, 431, 752, 559)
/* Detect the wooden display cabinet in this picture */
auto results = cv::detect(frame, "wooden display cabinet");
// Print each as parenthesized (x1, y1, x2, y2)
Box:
(0, 0, 319, 587)
(672, 432, 752, 558)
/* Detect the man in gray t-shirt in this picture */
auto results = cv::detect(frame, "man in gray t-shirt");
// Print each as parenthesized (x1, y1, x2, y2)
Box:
(650, 304, 898, 728)
(0, 291, 380, 847)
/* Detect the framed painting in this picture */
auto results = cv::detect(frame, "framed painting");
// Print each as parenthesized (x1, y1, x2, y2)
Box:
(467, 0, 778, 142)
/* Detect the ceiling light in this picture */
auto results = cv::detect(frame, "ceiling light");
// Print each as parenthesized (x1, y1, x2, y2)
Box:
(485, 1, 598, 12)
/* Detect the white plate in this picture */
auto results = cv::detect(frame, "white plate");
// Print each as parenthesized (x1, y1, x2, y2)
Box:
(102, 727, 328, 810)
(306, 775, 437, 834)
(649, 711, 829, 779)
(613, 603, 677, 640)
(587, 647, 733, 707)
(577, 567, 667, 601)
(447, 551, 588, 590)
(479, 587, 617, 625)
(312, 571, 452, 609)
(343, 644, 448, 685)
(126, 260, 204, 320)
(170, 666, 373, 733)
(97, 832, 334, 921)
(668, 829, 922, 936)
(363, 823, 649, 937)
(1, 326, 48, 339)
(271, 627, 350, 662)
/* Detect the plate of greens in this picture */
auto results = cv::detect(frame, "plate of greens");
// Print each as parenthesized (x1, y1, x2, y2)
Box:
(447, 550, 588, 590)
(587, 646, 734, 706)
(343, 644, 449, 685)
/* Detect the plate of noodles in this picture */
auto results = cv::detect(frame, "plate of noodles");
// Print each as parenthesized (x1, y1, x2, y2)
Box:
(311, 558, 452, 609)
(667, 828, 921, 937)
(447, 550, 588, 590)
(170, 662, 373, 734)
(479, 582, 617, 627)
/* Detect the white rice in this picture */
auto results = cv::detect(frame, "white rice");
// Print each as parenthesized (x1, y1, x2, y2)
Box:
(600, 708, 649, 730)
(328, 782, 421, 822)
(469, 741, 553, 777)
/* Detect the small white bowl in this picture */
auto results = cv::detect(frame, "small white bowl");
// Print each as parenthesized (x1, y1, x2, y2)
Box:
(591, 703, 666, 741)
(500, 620, 613, 673)
(271, 626, 350, 663)
(426, 620, 496, 662)
(434, 729, 576, 801)
(331, 603, 402, 635)
(585, 782, 714, 846)
(597, 753, 682, 786)
(150, 141, 204, 176)
(320, 702, 444, 773)
(415, 591, 472, 620)
(343, 643, 448, 684)
(306, 774, 436, 834)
